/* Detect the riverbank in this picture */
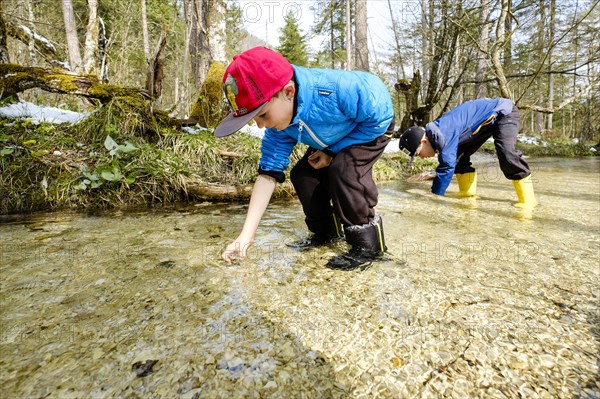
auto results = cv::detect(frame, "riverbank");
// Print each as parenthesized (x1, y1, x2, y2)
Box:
(1, 100, 597, 214)
(0, 100, 434, 214)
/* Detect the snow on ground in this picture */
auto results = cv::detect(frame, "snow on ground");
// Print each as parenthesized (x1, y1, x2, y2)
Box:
(517, 135, 547, 146)
(0, 101, 88, 124)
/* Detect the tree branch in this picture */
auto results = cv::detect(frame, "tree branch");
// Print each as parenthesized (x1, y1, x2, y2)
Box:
(518, 79, 598, 114)
(515, 0, 600, 104)
(0, 63, 150, 101)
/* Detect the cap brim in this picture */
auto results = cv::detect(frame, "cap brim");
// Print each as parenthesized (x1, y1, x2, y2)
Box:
(213, 102, 268, 137)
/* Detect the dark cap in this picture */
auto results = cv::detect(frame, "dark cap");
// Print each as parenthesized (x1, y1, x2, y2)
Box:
(399, 126, 426, 157)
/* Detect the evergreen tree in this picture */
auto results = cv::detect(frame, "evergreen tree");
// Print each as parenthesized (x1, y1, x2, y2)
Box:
(226, 1, 247, 60)
(311, 0, 348, 69)
(277, 11, 309, 66)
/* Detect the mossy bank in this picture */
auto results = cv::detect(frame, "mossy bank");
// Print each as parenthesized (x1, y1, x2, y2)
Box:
(0, 99, 434, 214)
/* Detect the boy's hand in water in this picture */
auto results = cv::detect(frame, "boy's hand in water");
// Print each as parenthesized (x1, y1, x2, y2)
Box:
(222, 237, 252, 264)
(308, 150, 332, 169)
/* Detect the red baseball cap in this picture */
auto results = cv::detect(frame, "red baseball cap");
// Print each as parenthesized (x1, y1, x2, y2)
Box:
(214, 47, 294, 137)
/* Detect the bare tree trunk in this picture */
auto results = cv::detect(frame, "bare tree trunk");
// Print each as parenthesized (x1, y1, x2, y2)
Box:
(421, 0, 429, 98)
(570, 1, 579, 138)
(61, 0, 82, 73)
(82, 0, 99, 76)
(207, 0, 226, 63)
(395, 70, 424, 131)
(345, 0, 352, 70)
(141, 0, 150, 60)
(330, 8, 335, 69)
(546, 0, 556, 130)
(535, 0, 545, 133)
(503, 0, 512, 74)
(25, 0, 38, 65)
(475, 0, 490, 98)
(98, 17, 108, 82)
(188, 0, 210, 88)
(0, 6, 11, 63)
(181, 0, 193, 116)
(490, 0, 512, 99)
(186, 0, 227, 90)
(145, 27, 168, 100)
(355, 0, 369, 71)
(387, 0, 405, 80)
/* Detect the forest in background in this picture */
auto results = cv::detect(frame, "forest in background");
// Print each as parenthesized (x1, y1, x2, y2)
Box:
(1, 0, 599, 141)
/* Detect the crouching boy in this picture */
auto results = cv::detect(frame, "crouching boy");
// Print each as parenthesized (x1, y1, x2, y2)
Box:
(214, 47, 395, 269)
(399, 98, 537, 208)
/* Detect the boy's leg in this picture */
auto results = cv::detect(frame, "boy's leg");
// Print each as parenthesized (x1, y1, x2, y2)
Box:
(492, 106, 531, 180)
(328, 134, 390, 226)
(455, 127, 494, 174)
(290, 149, 341, 237)
(493, 106, 537, 208)
(454, 125, 494, 197)
(326, 134, 391, 270)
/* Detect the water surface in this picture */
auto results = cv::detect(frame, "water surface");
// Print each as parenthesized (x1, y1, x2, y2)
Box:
(1, 157, 598, 398)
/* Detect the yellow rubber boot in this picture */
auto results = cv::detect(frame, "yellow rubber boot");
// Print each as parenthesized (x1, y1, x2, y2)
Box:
(455, 172, 477, 197)
(512, 175, 538, 208)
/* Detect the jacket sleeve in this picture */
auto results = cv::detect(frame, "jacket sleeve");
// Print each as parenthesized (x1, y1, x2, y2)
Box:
(430, 126, 458, 195)
(258, 128, 297, 178)
(327, 75, 393, 154)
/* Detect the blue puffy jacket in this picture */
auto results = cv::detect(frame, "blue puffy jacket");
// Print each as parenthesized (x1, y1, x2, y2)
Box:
(258, 66, 394, 176)
(426, 98, 514, 195)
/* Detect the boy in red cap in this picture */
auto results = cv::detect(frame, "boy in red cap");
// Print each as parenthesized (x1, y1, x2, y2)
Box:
(398, 98, 537, 208)
(215, 47, 395, 269)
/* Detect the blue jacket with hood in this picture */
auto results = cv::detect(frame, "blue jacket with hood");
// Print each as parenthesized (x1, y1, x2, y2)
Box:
(258, 66, 394, 181)
(425, 97, 514, 195)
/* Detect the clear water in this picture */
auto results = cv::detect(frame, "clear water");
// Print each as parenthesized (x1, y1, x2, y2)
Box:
(1, 157, 598, 398)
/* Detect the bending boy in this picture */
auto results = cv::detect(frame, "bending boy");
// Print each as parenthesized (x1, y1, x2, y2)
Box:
(398, 98, 537, 208)
(214, 47, 395, 268)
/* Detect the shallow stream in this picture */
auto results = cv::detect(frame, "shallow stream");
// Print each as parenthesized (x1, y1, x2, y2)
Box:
(1, 157, 599, 398)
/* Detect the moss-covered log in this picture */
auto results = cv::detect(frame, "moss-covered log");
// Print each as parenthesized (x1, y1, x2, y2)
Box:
(0, 63, 151, 101)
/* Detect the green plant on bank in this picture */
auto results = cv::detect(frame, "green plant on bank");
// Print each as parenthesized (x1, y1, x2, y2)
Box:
(75, 135, 139, 191)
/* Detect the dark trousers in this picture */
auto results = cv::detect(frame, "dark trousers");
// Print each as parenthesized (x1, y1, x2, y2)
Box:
(455, 106, 531, 180)
(290, 134, 391, 233)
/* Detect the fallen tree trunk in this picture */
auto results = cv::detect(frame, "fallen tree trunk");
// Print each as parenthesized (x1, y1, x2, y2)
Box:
(0, 63, 151, 101)
(186, 179, 296, 201)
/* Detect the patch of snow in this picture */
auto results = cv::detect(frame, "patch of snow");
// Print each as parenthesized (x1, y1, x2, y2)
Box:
(19, 25, 56, 52)
(384, 138, 399, 153)
(517, 135, 547, 146)
(0, 101, 88, 124)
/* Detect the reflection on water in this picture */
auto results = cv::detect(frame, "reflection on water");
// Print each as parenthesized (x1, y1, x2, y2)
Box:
(1, 157, 599, 398)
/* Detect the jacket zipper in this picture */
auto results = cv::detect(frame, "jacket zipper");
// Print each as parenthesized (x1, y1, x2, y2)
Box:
(298, 120, 327, 148)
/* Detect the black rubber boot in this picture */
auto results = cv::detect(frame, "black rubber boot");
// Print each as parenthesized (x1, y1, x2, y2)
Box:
(286, 212, 343, 250)
(327, 215, 387, 271)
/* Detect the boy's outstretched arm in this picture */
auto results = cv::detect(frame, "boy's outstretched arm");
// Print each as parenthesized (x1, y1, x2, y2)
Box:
(222, 174, 277, 263)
